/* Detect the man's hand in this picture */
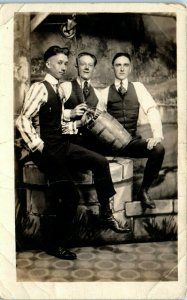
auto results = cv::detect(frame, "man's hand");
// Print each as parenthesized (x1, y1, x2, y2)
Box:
(70, 103, 88, 119)
(62, 122, 71, 134)
(146, 137, 162, 150)
(80, 111, 93, 126)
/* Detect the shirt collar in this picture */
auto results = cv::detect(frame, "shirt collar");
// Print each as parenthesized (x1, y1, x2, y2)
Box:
(77, 77, 91, 89)
(115, 78, 128, 90)
(45, 73, 59, 85)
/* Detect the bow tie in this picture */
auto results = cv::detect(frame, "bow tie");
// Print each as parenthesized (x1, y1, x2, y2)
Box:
(118, 81, 126, 97)
(83, 81, 90, 99)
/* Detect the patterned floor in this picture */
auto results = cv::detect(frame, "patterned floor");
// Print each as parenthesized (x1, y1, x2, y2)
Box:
(16, 241, 177, 282)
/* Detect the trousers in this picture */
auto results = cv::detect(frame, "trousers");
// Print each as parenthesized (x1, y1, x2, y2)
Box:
(118, 137, 165, 190)
(31, 141, 116, 246)
(69, 134, 165, 192)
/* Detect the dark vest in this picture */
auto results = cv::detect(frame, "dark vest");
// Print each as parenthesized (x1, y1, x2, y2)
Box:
(107, 82, 140, 137)
(64, 80, 99, 113)
(39, 80, 63, 149)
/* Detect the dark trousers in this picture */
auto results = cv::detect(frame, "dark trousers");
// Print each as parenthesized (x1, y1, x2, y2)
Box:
(119, 137, 165, 190)
(65, 134, 165, 191)
(31, 141, 115, 246)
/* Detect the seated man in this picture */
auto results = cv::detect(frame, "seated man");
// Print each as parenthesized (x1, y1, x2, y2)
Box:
(16, 46, 129, 260)
(101, 52, 165, 210)
(61, 51, 105, 152)
(62, 52, 165, 211)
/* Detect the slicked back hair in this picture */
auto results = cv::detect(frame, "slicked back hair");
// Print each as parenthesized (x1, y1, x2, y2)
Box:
(112, 52, 131, 65)
(44, 46, 70, 62)
(77, 52, 97, 66)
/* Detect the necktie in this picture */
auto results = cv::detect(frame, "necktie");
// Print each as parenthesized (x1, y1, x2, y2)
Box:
(56, 83, 65, 102)
(118, 80, 126, 96)
(83, 81, 90, 99)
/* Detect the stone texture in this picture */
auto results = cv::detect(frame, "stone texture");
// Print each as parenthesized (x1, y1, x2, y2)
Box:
(23, 157, 133, 185)
(26, 189, 57, 215)
(113, 210, 130, 229)
(24, 158, 133, 216)
(112, 180, 132, 212)
(23, 162, 47, 185)
(173, 199, 178, 213)
(125, 200, 173, 217)
(133, 215, 177, 240)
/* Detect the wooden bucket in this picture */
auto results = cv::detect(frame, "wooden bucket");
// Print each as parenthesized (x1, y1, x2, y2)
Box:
(87, 111, 132, 151)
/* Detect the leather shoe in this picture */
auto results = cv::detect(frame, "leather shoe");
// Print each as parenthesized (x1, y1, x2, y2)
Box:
(102, 215, 131, 233)
(138, 189, 156, 210)
(47, 246, 77, 260)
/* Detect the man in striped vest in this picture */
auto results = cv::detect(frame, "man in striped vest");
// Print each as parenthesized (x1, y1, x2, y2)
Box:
(16, 46, 129, 260)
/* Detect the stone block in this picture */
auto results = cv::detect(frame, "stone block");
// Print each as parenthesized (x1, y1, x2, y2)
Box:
(113, 157, 133, 181)
(26, 189, 56, 215)
(106, 157, 133, 183)
(173, 199, 178, 213)
(23, 157, 133, 186)
(112, 180, 132, 212)
(23, 161, 93, 185)
(23, 162, 47, 185)
(24, 158, 133, 215)
(108, 160, 123, 182)
(125, 200, 173, 217)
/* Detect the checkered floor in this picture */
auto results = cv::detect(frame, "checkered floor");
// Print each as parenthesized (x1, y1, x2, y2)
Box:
(16, 241, 177, 282)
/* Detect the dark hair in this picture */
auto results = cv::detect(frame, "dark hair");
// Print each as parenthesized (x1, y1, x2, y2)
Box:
(77, 52, 97, 66)
(44, 46, 69, 62)
(112, 52, 131, 65)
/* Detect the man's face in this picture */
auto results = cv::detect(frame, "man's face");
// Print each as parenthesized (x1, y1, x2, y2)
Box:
(77, 55, 95, 81)
(113, 56, 131, 80)
(46, 53, 68, 80)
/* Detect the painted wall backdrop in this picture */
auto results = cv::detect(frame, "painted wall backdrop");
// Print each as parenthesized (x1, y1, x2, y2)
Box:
(30, 12, 177, 185)
(14, 13, 177, 248)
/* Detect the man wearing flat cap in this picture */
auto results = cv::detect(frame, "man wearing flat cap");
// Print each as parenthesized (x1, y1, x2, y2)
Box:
(16, 46, 129, 261)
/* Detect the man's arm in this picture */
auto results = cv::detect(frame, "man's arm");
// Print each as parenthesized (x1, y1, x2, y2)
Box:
(97, 86, 110, 112)
(133, 82, 164, 142)
(60, 81, 88, 121)
(16, 82, 47, 152)
(60, 81, 72, 121)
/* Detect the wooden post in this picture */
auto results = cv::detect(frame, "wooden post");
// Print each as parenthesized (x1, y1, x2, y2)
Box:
(14, 13, 30, 117)
(14, 14, 31, 248)
(31, 13, 49, 32)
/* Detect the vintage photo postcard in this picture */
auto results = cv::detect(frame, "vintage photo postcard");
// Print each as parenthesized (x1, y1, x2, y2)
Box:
(0, 2, 186, 300)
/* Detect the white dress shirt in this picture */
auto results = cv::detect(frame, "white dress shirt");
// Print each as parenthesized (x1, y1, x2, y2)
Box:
(16, 73, 77, 152)
(114, 78, 128, 91)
